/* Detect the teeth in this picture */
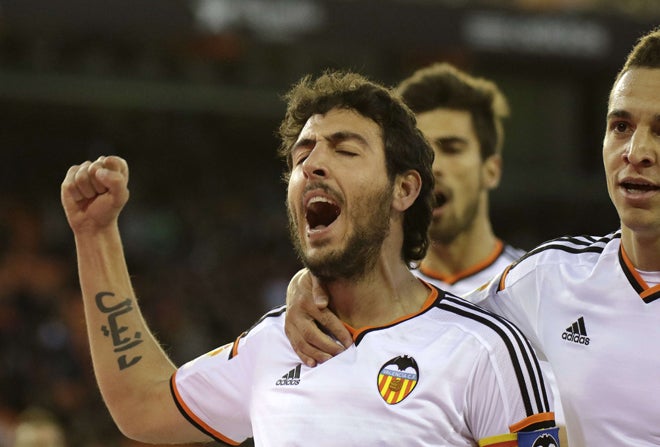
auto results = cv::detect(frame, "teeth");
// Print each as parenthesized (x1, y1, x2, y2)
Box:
(622, 183, 657, 192)
(309, 196, 332, 204)
(307, 196, 337, 207)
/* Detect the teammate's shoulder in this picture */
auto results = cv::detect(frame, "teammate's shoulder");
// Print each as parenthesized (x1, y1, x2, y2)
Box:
(434, 291, 525, 339)
(514, 230, 620, 266)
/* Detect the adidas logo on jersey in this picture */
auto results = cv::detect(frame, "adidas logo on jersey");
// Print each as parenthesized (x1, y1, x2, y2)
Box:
(561, 316, 590, 345)
(276, 364, 301, 386)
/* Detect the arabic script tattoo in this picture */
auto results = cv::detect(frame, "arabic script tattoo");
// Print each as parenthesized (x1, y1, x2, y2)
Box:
(96, 291, 143, 370)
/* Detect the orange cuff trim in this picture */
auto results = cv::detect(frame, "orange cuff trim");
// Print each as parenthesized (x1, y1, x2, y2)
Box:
(509, 411, 555, 433)
(170, 371, 240, 446)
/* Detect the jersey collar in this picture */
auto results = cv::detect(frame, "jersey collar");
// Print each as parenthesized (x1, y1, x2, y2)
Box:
(619, 243, 660, 304)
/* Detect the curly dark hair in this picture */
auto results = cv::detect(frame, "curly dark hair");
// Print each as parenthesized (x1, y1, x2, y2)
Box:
(396, 62, 509, 160)
(277, 70, 435, 265)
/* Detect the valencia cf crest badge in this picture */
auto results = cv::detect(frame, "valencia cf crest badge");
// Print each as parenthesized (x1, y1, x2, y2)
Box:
(377, 355, 419, 405)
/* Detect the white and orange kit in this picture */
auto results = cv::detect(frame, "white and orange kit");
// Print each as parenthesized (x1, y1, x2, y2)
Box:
(172, 285, 558, 446)
(471, 230, 660, 445)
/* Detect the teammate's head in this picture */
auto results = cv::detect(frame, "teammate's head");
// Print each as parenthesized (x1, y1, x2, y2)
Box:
(278, 70, 435, 267)
(396, 62, 509, 160)
(603, 27, 660, 238)
(395, 63, 508, 246)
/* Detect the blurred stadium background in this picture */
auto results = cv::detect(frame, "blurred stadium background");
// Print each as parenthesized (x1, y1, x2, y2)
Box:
(0, 0, 658, 445)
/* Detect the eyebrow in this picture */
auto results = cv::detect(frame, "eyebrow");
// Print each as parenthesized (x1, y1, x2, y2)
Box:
(325, 131, 370, 148)
(606, 109, 632, 121)
(432, 136, 468, 147)
(607, 109, 660, 122)
(292, 131, 371, 152)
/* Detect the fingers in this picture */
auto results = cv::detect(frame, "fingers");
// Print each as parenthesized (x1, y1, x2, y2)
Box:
(76, 160, 109, 200)
(311, 277, 352, 349)
(285, 269, 353, 366)
(311, 275, 329, 309)
(285, 309, 347, 367)
(62, 156, 128, 203)
(286, 268, 313, 307)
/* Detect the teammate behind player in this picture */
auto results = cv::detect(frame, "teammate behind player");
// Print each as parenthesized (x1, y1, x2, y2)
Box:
(281, 27, 660, 446)
(61, 70, 559, 445)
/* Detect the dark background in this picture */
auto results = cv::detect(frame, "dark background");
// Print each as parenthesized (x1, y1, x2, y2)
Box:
(1, 1, 658, 445)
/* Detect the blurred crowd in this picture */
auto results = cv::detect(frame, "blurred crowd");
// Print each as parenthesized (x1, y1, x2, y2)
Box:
(0, 176, 297, 446)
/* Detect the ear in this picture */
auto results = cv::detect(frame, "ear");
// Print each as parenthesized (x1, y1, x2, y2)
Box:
(482, 154, 502, 190)
(392, 170, 422, 212)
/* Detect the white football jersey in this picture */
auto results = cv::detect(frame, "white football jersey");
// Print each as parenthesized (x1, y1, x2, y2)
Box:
(413, 239, 524, 296)
(413, 240, 566, 430)
(172, 285, 556, 446)
(469, 230, 660, 445)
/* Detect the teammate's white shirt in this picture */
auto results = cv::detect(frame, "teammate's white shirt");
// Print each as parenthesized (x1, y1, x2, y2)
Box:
(469, 230, 660, 445)
(413, 240, 566, 429)
(413, 239, 524, 296)
(172, 285, 556, 446)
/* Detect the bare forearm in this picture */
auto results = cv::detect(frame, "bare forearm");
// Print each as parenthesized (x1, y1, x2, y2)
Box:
(75, 225, 177, 436)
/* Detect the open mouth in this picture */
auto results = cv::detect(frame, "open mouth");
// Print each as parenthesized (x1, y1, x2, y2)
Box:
(306, 197, 341, 230)
(621, 181, 659, 192)
(434, 192, 448, 208)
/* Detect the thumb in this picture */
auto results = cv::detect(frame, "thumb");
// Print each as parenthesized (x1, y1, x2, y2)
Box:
(311, 275, 329, 309)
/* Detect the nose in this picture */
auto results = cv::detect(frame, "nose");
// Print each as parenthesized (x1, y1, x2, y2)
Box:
(301, 145, 329, 179)
(624, 128, 657, 167)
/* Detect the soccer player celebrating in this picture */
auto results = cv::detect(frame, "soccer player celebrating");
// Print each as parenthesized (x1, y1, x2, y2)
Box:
(61, 70, 558, 446)
(284, 27, 660, 446)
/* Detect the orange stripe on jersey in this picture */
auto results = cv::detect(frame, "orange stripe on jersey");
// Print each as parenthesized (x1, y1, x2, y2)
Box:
(230, 333, 245, 358)
(509, 411, 555, 433)
(478, 432, 517, 447)
(351, 285, 438, 336)
(170, 372, 240, 445)
(420, 240, 505, 285)
(497, 263, 514, 292)
(619, 244, 660, 302)
(620, 244, 647, 290)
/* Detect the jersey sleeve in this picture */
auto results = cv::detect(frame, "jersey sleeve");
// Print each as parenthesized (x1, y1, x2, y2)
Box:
(466, 324, 559, 447)
(171, 335, 253, 445)
(466, 260, 545, 356)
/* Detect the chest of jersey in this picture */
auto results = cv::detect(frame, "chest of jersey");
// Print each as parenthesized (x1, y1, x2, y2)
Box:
(249, 322, 490, 446)
(536, 261, 660, 445)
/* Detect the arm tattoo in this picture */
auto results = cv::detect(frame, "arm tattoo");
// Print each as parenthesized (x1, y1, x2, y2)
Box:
(96, 291, 144, 370)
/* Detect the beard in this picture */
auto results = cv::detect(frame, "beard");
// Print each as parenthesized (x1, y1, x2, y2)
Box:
(428, 193, 480, 245)
(288, 187, 392, 282)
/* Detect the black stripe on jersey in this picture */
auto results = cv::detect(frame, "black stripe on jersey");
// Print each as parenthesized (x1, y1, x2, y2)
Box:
(439, 295, 550, 416)
(618, 247, 660, 303)
(644, 291, 660, 304)
(620, 247, 645, 295)
(229, 305, 286, 360)
(506, 231, 620, 277)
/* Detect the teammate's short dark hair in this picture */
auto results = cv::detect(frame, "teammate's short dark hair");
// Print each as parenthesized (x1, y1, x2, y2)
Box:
(277, 70, 435, 265)
(396, 62, 509, 160)
(616, 26, 660, 83)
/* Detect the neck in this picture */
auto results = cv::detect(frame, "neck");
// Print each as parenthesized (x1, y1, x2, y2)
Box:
(323, 255, 430, 330)
(621, 226, 660, 271)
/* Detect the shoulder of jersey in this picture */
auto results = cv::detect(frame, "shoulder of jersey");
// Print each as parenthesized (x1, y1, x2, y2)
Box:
(509, 231, 620, 269)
